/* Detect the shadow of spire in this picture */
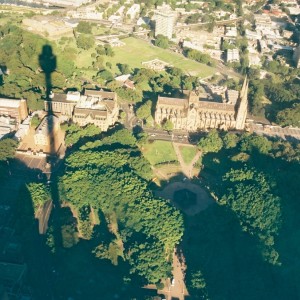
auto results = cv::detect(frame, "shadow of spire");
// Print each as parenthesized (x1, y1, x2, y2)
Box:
(39, 45, 56, 104)
(39, 44, 63, 249)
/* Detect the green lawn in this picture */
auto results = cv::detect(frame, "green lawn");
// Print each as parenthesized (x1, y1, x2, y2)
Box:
(142, 141, 178, 165)
(104, 37, 215, 77)
(180, 146, 198, 165)
(54, 36, 215, 82)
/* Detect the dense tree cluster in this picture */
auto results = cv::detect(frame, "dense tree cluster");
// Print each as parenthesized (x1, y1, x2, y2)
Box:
(58, 128, 184, 283)
(26, 182, 50, 213)
(184, 48, 216, 67)
(154, 34, 169, 49)
(0, 24, 77, 111)
(186, 130, 300, 299)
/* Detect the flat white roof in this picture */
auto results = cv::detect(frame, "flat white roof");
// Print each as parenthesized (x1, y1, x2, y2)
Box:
(0, 98, 23, 108)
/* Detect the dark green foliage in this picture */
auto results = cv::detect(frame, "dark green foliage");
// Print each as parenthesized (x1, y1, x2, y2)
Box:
(61, 224, 79, 248)
(59, 128, 184, 283)
(64, 123, 101, 147)
(30, 115, 41, 128)
(116, 87, 142, 102)
(276, 103, 300, 127)
(97, 69, 114, 81)
(128, 241, 172, 283)
(117, 63, 131, 75)
(101, 128, 137, 147)
(76, 21, 92, 34)
(240, 133, 272, 154)
(0, 138, 17, 161)
(188, 132, 300, 299)
(77, 205, 93, 240)
(184, 48, 214, 66)
(185, 13, 201, 24)
(162, 119, 173, 131)
(198, 129, 223, 153)
(154, 34, 169, 49)
(104, 44, 114, 57)
(136, 100, 153, 122)
(222, 132, 238, 149)
(26, 182, 50, 212)
(221, 167, 281, 260)
(76, 34, 94, 50)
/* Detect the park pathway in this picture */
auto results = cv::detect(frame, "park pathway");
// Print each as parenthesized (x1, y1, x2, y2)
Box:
(158, 251, 189, 300)
(172, 143, 202, 178)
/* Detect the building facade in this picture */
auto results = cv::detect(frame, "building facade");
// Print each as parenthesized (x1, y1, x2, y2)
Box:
(0, 98, 28, 124)
(44, 89, 119, 131)
(44, 91, 79, 117)
(73, 90, 119, 131)
(155, 78, 248, 131)
(34, 115, 60, 146)
(154, 6, 176, 39)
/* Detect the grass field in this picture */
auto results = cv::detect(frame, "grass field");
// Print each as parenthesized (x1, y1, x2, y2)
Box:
(142, 141, 178, 165)
(54, 35, 215, 79)
(104, 37, 215, 77)
(180, 146, 198, 164)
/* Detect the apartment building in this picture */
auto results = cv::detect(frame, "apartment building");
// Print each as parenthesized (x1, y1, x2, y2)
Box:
(154, 6, 176, 39)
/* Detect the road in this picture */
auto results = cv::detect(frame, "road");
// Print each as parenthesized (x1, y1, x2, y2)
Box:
(248, 122, 300, 141)
(175, 16, 244, 29)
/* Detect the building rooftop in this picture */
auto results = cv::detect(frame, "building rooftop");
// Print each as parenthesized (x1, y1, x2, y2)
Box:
(74, 108, 107, 117)
(0, 98, 24, 108)
(35, 115, 59, 135)
(157, 96, 188, 107)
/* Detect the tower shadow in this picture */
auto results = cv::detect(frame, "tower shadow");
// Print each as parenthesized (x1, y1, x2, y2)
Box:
(39, 44, 63, 251)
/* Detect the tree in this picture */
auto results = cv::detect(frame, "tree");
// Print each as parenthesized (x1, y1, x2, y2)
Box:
(96, 45, 106, 55)
(117, 63, 131, 74)
(0, 138, 17, 161)
(76, 34, 94, 50)
(104, 44, 114, 57)
(185, 13, 201, 24)
(101, 128, 137, 147)
(136, 100, 153, 123)
(64, 123, 101, 147)
(97, 69, 114, 81)
(220, 167, 281, 264)
(30, 115, 41, 128)
(276, 103, 300, 127)
(240, 134, 272, 154)
(76, 21, 92, 34)
(222, 132, 238, 149)
(154, 34, 169, 49)
(26, 182, 51, 213)
(162, 119, 174, 131)
(198, 129, 223, 153)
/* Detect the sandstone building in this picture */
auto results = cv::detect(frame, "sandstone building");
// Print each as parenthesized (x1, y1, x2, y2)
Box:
(34, 115, 60, 146)
(44, 89, 119, 131)
(155, 78, 248, 131)
(0, 98, 28, 124)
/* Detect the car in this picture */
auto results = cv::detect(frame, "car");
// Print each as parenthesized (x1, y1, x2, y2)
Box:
(150, 134, 156, 137)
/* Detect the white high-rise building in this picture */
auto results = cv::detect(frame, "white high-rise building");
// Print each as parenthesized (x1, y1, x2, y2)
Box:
(154, 6, 176, 39)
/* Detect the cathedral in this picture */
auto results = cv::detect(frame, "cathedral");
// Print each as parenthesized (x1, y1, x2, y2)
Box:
(154, 78, 248, 131)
